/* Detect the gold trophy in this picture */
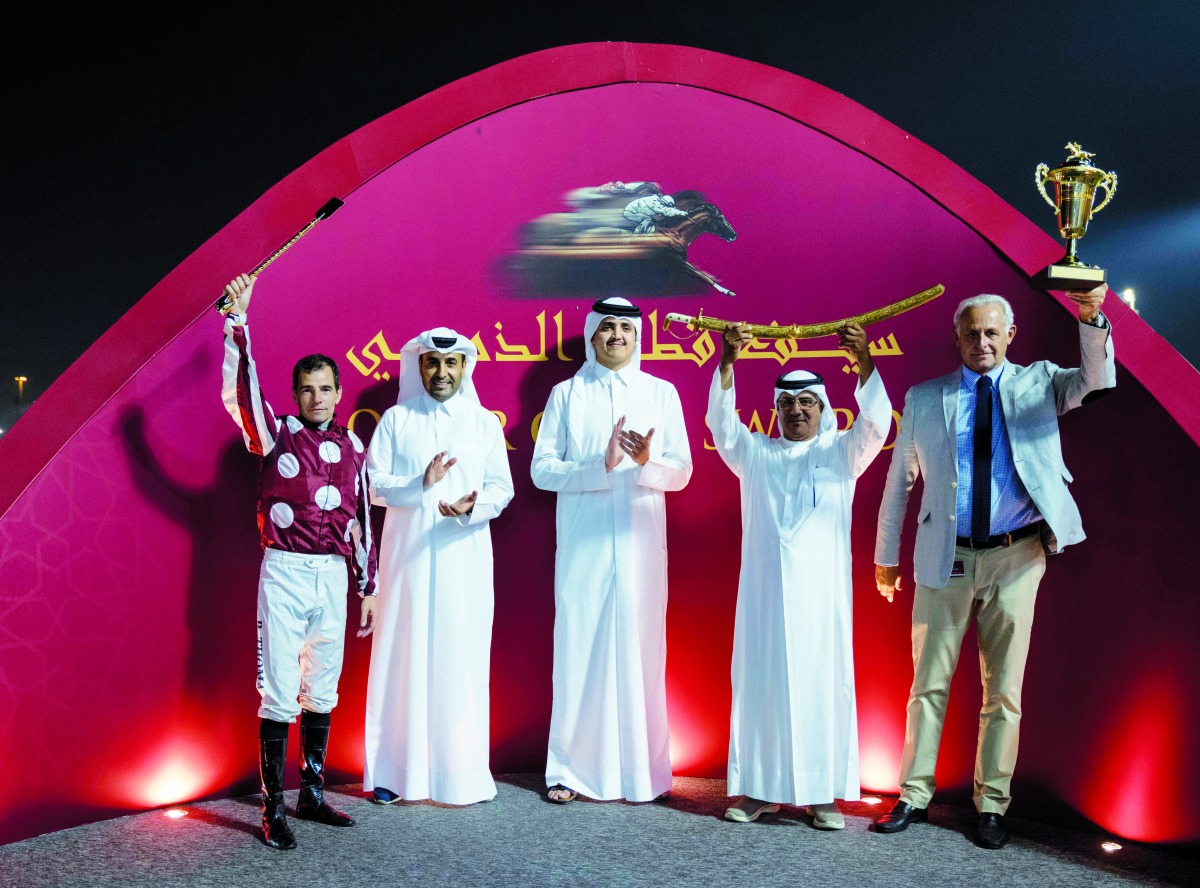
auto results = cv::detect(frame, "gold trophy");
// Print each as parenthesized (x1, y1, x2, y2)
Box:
(1033, 142, 1117, 290)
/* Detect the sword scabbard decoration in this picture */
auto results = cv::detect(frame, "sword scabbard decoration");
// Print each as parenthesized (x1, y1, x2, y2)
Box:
(664, 284, 944, 340)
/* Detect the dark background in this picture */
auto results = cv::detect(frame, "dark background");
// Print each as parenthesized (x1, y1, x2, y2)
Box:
(4, 1, 1197, 428)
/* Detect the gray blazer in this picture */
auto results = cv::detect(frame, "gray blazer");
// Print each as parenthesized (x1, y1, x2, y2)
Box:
(874, 319, 1115, 589)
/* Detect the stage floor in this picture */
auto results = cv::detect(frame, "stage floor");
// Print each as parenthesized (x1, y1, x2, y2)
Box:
(1, 774, 1195, 887)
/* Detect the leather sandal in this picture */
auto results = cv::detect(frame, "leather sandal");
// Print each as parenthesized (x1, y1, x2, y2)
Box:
(547, 783, 577, 804)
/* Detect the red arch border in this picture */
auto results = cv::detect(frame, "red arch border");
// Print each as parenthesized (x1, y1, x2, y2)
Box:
(2, 42, 1194, 516)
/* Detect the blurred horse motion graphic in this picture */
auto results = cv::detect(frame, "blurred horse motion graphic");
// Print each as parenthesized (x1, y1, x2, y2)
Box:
(503, 181, 737, 297)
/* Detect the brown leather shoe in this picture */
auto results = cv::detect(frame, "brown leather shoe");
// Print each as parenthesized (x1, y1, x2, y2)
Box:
(873, 800, 928, 833)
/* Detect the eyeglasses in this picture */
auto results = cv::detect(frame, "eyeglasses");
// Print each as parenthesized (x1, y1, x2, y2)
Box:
(777, 397, 821, 410)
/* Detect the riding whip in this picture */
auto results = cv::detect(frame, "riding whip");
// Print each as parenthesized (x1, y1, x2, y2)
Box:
(664, 284, 944, 340)
(213, 197, 345, 314)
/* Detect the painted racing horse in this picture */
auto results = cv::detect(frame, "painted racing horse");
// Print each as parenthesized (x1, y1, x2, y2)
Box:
(514, 202, 738, 296)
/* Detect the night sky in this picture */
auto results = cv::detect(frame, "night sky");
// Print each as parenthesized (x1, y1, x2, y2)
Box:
(5, 1, 1198, 424)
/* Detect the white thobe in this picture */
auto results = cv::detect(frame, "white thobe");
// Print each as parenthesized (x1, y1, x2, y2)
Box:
(532, 363, 693, 801)
(363, 391, 514, 804)
(707, 368, 890, 805)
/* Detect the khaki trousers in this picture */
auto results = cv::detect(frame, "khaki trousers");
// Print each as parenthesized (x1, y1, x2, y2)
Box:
(897, 535, 1046, 815)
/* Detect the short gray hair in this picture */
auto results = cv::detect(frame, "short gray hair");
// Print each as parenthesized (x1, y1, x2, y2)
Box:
(954, 294, 1014, 333)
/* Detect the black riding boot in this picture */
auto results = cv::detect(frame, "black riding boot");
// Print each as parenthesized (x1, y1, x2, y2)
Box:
(259, 736, 297, 850)
(295, 712, 355, 827)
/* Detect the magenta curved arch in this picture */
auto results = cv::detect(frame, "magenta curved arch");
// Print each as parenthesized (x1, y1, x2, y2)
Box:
(1, 44, 1197, 848)
(2, 43, 1193, 508)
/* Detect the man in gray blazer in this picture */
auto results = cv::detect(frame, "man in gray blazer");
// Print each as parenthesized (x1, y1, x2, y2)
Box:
(872, 285, 1114, 849)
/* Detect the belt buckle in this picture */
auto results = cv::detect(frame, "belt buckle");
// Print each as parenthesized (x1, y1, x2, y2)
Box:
(1001, 532, 1013, 548)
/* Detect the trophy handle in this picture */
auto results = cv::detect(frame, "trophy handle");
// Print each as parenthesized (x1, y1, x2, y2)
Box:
(1034, 163, 1057, 211)
(1090, 170, 1118, 216)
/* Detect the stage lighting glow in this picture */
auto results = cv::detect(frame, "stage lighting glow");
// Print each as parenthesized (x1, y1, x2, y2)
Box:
(1101, 841, 1122, 852)
(141, 759, 208, 807)
(164, 808, 188, 819)
(112, 732, 226, 810)
(1083, 670, 1187, 842)
(858, 744, 899, 792)
(667, 708, 703, 773)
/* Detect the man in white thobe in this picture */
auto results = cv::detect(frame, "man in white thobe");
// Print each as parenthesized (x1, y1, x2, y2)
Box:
(532, 297, 693, 803)
(708, 322, 890, 828)
(363, 327, 514, 806)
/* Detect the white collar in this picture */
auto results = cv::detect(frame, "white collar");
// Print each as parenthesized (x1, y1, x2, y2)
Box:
(416, 390, 465, 415)
(592, 361, 636, 385)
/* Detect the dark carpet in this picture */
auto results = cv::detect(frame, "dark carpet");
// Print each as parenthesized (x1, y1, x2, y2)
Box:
(1, 775, 1195, 887)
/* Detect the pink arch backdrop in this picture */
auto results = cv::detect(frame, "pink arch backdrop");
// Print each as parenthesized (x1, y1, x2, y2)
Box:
(1, 44, 1197, 848)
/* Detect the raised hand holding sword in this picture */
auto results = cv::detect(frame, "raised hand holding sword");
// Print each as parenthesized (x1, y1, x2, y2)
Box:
(720, 320, 875, 387)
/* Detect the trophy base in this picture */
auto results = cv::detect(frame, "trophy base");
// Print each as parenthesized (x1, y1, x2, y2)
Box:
(1033, 262, 1106, 291)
